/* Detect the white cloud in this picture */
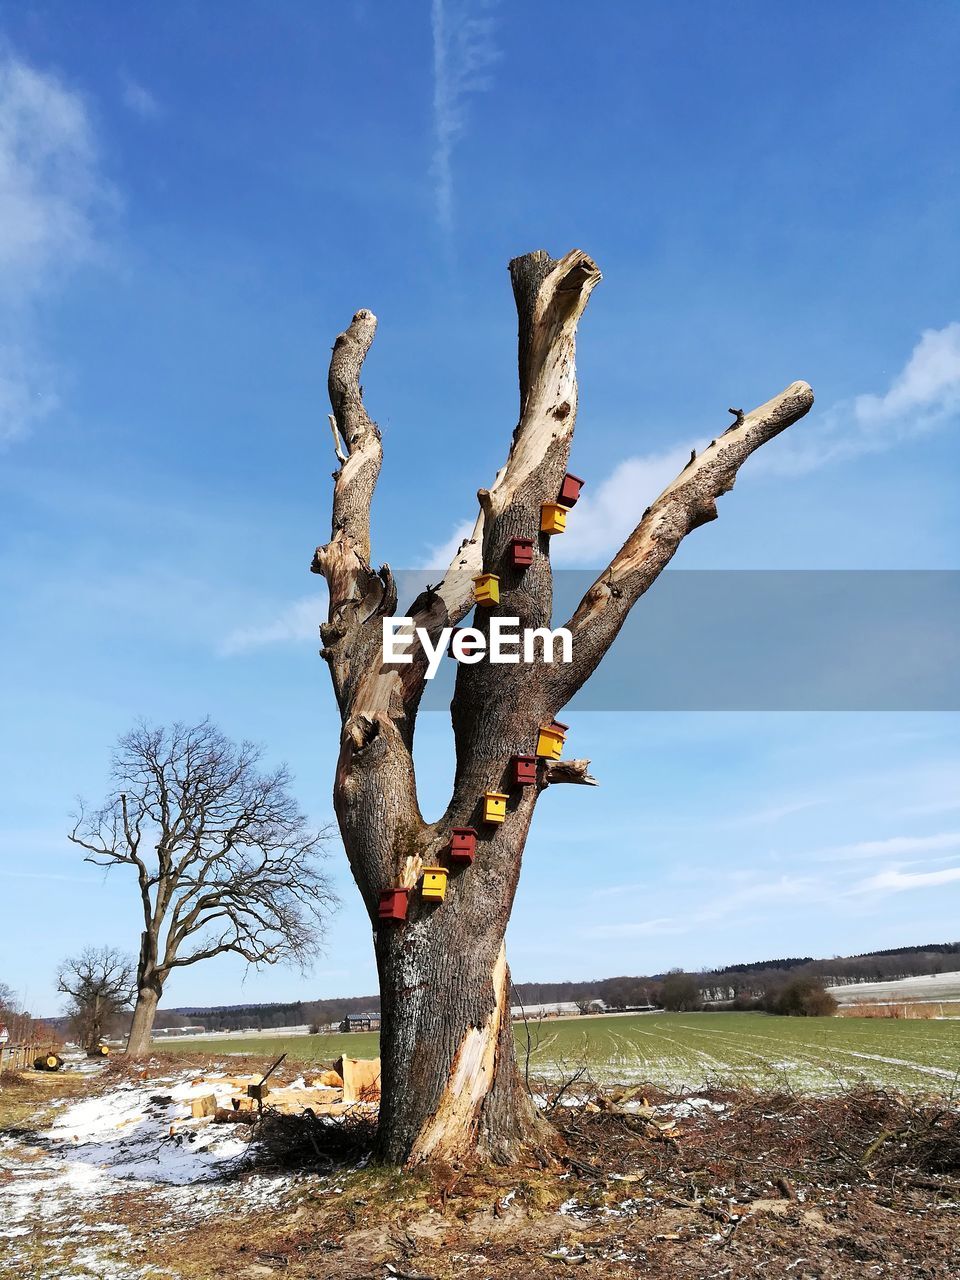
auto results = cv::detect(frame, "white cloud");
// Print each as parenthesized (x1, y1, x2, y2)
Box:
(220, 595, 323, 656)
(120, 75, 161, 120)
(760, 322, 960, 476)
(583, 874, 823, 939)
(559, 321, 960, 559)
(859, 865, 960, 893)
(819, 832, 960, 861)
(420, 518, 475, 570)
(0, 345, 58, 444)
(582, 916, 684, 940)
(553, 443, 705, 566)
(0, 52, 104, 284)
(418, 444, 705, 572)
(855, 323, 960, 425)
(0, 48, 112, 444)
(430, 0, 499, 240)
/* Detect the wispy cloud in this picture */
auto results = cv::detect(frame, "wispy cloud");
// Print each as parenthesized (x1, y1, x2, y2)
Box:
(120, 74, 161, 119)
(0, 47, 113, 444)
(583, 874, 823, 939)
(760, 322, 960, 476)
(581, 916, 685, 940)
(553, 444, 706, 567)
(561, 321, 960, 560)
(420, 517, 475, 569)
(220, 595, 323, 656)
(858, 865, 960, 893)
(817, 831, 960, 862)
(430, 0, 499, 241)
(420, 444, 706, 573)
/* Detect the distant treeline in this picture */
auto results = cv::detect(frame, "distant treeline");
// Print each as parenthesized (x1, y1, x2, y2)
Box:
(155, 995, 379, 1033)
(128, 940, 960, 1032)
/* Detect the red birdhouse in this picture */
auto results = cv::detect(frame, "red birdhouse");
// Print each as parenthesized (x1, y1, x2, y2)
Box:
(448, 628, 479, 659)
(449, 826, 478, 864)
(558, 473, 585, 506)
(378, 888, 410, 923)
(511, 755, 537, 787)
(509, 537, 534, 569)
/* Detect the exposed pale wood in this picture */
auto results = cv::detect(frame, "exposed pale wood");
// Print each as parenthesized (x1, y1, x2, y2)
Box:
(543, 758, 598, 787)
(328, 413, 347, 465)
(407, 944, 508, 1164)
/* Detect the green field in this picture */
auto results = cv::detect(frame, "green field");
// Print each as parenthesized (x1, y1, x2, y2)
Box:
(162, 1012, 960, 1093)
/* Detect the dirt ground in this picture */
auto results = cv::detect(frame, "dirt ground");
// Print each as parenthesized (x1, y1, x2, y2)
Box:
(1, 1057, 958, 1279)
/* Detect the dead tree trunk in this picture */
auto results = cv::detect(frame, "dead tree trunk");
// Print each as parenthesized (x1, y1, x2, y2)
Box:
(311, 249, 814, 1166)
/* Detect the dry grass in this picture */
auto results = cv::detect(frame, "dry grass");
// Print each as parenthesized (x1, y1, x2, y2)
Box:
(839, 999, 945, 1019)
(0, 1066, 92, 1129)
(141, 1081, 960, 1279)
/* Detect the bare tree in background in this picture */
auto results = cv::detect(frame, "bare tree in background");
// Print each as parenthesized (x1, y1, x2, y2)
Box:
(310, 248, 814, 1166)
(57, 946, 135, 1051)
(69, 720, 336, 1056)
(0, 982, 51, 1048)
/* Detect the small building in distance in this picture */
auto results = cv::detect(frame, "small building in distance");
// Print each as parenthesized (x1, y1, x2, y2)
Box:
(339, 1012, 381, 1033)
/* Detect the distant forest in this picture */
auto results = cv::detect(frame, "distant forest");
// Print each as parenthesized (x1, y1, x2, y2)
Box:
(147, 940, 960, 1032)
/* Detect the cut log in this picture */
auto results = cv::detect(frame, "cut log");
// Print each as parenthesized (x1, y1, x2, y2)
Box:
(336, 1055, 381, 1103)
(214, 1107, 258, 1125)
(191, 1093, 218, 1119)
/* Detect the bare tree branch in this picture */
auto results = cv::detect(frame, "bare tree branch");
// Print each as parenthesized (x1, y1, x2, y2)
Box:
(542, 758, 598, 787)
(551, 380, 815, 706)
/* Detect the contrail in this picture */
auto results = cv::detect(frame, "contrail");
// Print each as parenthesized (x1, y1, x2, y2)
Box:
(430, 0, 499, 242)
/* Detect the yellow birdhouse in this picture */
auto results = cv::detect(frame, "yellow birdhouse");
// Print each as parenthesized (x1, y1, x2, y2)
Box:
(473, 573, 500, 606)
(540, 503, 570, 534)
(482, 791, 509, 824)
(421, 867, 448, 901)
(536, 720, 569, 760)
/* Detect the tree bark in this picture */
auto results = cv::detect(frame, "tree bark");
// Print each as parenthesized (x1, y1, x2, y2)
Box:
(313, 248, 813, 1167)
(126, 983, 161, 1057)
(126, 927, 164, 1057)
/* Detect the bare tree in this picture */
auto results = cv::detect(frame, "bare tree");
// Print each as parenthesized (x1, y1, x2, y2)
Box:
(309, 248, 813, 1167)
(69, 720, 336, 1055)
(0, 982, 50, 1048)
(57, 946, 135, 1051)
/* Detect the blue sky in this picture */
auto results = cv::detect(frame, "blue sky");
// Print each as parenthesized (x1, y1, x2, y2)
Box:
(1, 2, 958, 1017)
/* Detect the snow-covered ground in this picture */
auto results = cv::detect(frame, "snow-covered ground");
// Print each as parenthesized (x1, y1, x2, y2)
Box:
(152, 1022, 315, 1042)
(0, 1069, 303, 1279)
(827, 970, 960, 1004)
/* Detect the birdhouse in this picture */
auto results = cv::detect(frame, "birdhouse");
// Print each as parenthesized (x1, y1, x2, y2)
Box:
(449, 826, 478, 864)
(378, 887, 410, 923)
(482, 791, 509, 824)
(536, 720, 569, 760)
(473, 573, 500, 605)
(511, 755, 537, 787)
(421, 867, 448, 901)
(509, 537, 534, 569)
(558, 473, 585, 507)
(540, 503, 570, 535)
